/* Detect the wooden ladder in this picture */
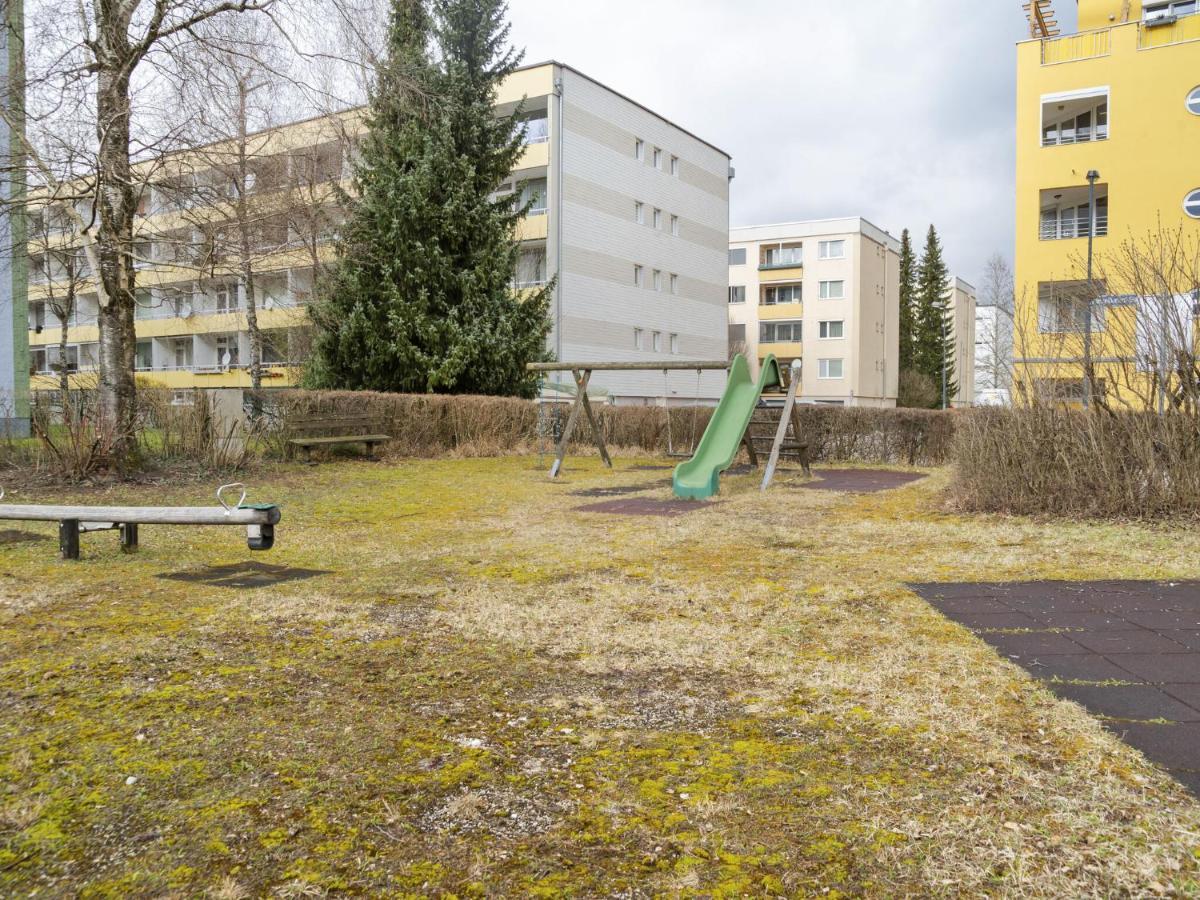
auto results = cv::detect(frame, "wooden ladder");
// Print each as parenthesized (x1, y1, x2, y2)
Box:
(742, 371, 810, 491)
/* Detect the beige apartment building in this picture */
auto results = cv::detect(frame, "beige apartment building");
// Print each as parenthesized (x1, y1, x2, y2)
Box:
(25, 62, 732, 405)
(728, 219, 901, 407)
(947, 277, 978, 408)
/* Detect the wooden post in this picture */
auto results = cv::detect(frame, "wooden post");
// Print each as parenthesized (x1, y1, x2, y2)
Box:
(762, 366, 802, 491)
(119, 523, 139, 553)
(59, 519, 80, 561)
(550, 369, 591, 478)
(575, 369, 612, 471)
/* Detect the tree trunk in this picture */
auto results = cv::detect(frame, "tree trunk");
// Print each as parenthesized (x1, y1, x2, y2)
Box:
(57, 315, 69, 400)
(236, 81, 263, 394)
(95, 57, 139, 461)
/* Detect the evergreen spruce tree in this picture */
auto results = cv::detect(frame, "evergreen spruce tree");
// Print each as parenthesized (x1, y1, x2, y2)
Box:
(914, 225, 956, 408)
(897, 228, 917, 374)
(307, 0, 553, 397)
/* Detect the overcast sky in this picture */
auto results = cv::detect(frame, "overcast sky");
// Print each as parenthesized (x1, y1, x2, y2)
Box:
(506, 0, 1081, 288)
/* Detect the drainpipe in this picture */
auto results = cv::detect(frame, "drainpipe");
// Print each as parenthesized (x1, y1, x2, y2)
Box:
(553, 75, 565, 362)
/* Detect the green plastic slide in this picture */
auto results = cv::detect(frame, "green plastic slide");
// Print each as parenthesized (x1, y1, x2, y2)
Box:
(672, 354, 783, 500)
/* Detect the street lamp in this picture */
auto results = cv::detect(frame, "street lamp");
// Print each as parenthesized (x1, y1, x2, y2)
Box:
(1082, 169, 1100, 409)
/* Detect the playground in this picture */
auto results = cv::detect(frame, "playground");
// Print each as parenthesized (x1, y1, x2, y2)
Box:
(3, 453, 1200, 896)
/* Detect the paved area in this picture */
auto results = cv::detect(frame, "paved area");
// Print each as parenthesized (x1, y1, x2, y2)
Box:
(799, 469, 928, 494)
(911, 580, 1200, 794)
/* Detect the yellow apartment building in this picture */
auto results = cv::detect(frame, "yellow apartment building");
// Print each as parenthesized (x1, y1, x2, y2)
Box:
(25, 62, 733, 405)
(1015, 0, 1200, 406)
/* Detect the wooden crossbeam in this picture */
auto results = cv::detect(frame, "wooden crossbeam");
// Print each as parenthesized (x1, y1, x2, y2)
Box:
(1023, 0, 1061, 37)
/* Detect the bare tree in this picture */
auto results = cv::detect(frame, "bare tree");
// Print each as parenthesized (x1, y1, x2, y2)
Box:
(976, 253, 1015, 399)
(28, 199, 93, 398)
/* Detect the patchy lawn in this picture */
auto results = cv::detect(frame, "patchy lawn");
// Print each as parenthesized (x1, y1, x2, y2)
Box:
(2, 457, 1200, 897)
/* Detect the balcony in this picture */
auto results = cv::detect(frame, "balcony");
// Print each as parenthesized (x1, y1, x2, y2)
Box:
(759, 246, 803, 271)
(1042, 93, 1108, 147)
(1040, 28, 1112, 65)
(1040, 185, 1109, 241)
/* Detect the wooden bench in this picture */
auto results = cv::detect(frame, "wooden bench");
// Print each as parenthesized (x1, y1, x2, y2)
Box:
(0, 484, 281, 560)
(287, 415, 392, 463)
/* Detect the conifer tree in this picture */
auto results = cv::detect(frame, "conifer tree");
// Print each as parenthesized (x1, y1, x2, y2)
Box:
(897, 228, 917, 374)
(308, 0, 553, 396)
(914, 225, 956, 408)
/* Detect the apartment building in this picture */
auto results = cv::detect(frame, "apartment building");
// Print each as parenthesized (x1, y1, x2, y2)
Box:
(975, 300, 1015, 406)
(1015, 0, 1200, 405)
(23, 62, 732, 405)
(947, 277, 978, 408)
(727, 219, 900, 407)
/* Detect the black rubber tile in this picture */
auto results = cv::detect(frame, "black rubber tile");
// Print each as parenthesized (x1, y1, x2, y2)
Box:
(983, 631, 1089, 658)
(160, 562, 330, 588)
(1168, 770, 1200, 795)
(952, 611, 1043, 631)
(1102, 722, 1200, 770)
(798, 469, 927, 494)
(1048, 683, 1200, 723)
(930, 597, 1017, 616)
(999, 596, 1099, 614)
(1030, 654, 1148, 683)
(1109, 654, 1200, 684)
(1023, 611, 1138, 631)
(1162, 684, 1200, 712)
(1070, 630, 1192, 655)
(1121, 609, 1200, 630)
(1160, 631, 1200, 652)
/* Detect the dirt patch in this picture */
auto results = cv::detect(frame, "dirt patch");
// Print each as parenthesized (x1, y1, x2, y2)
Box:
(0, 529, 48, 546)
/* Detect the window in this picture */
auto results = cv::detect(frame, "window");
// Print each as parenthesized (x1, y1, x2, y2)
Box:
(653, 208, 662, 230)
(1037, 281, 1106, 333)
(216, 334, 240, 369)
(818, 240, 846, 260)
(634, 327, 644, 350)
(760, 320, 803, 343)
(728, 286, 746, 304)
(671, 215, 680, 236)
(1189, 86, 1200, 115)
(28, 301, 46, 331)
(520, 179, 548, 215)
(729, 323, 746, 347)
(215, 284, 239, 313)
(819, 358, 844, 379)
(819, 320, 845, 339)
(515, 249, 547, 287)
(46, 344, 80, 373)
(520, 114, 549, 145)
(1041, 92, 1109, 146)
(670, 274, 679, 295)
(819, 280, 845, 300)
(729, 248, 747, 266)
(1186, 189, 1200, 219)
(635, 201, 645, 225)
(653, 269, 662, 292)
(1145, 0, 1198, 22)
(635, 139, 645, 161)
(762, 284, 802, 305)
(135, 340, 153, 371)
(670, 155, 680, 176)
(29, 347, 46, 374)
(634, 265, 644, 287)
(652, 147, 662, 169)
(761, 243, 803, 268)
(172, 338, 193, 369)
(670, 333, 679, 354)
(652, 331, 662, 352)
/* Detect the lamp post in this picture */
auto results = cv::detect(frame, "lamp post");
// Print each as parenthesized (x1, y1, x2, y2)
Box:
(1082, 169, 1100, 409)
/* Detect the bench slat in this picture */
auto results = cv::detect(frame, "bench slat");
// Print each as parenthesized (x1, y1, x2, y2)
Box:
(288, 435, 391, 447)
(0, 505, 281, 526)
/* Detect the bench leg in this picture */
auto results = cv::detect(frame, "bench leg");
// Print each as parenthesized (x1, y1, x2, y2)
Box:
(364, 441, 374, 461)
(120, 523, 139, 553)
(302, 445, 312, 464)
(59, 519, 80, 561)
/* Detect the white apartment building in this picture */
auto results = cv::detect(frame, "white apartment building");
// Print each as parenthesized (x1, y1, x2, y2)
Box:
(25, 62, 733, 405)
(974, 301, 1014, 406)
(728, 219, 901, 407)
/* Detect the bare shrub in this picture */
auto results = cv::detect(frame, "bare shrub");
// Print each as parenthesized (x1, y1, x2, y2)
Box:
(951, 407, 1200, 519)
(794, 406, 956, 466)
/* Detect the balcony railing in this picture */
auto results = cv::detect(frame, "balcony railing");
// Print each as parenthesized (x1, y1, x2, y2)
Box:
(1042, 124, 1109, 147)
(759, 255, 803, 271)
(1041, 28, 1112, 64)
(1040, 215, 1109, 240)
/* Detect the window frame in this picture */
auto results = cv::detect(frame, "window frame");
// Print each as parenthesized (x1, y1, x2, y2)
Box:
(634, 327, 644, 350)
(759, 320, 803, 343)
(635, 139, 645, 161)
(652, 330, 662, 353)
(653, 208, 662, 230)
(635, 201, 644, 225)
(729, 248, 747, 266)
(669, 333, 679, 354)
(653, 269, 663, 292)
(670, 274, 679, 295)
(1189, 86, 1200, 116)
(1185, 189, 1200, 219)
(817, 240, 846, 260)
(670, 155, 680, 176)
(819, 320, 845, 339)
(728, 285, 746, 304)
(762, 284, 803, 306)
(819, 280, 846, 300)
(818, 358, 844, 380)
(634, 264, 644, 287)
(670, 215, 680, 236)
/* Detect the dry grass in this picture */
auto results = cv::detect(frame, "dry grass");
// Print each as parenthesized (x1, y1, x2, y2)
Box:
(1, 457, 1199, 896)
